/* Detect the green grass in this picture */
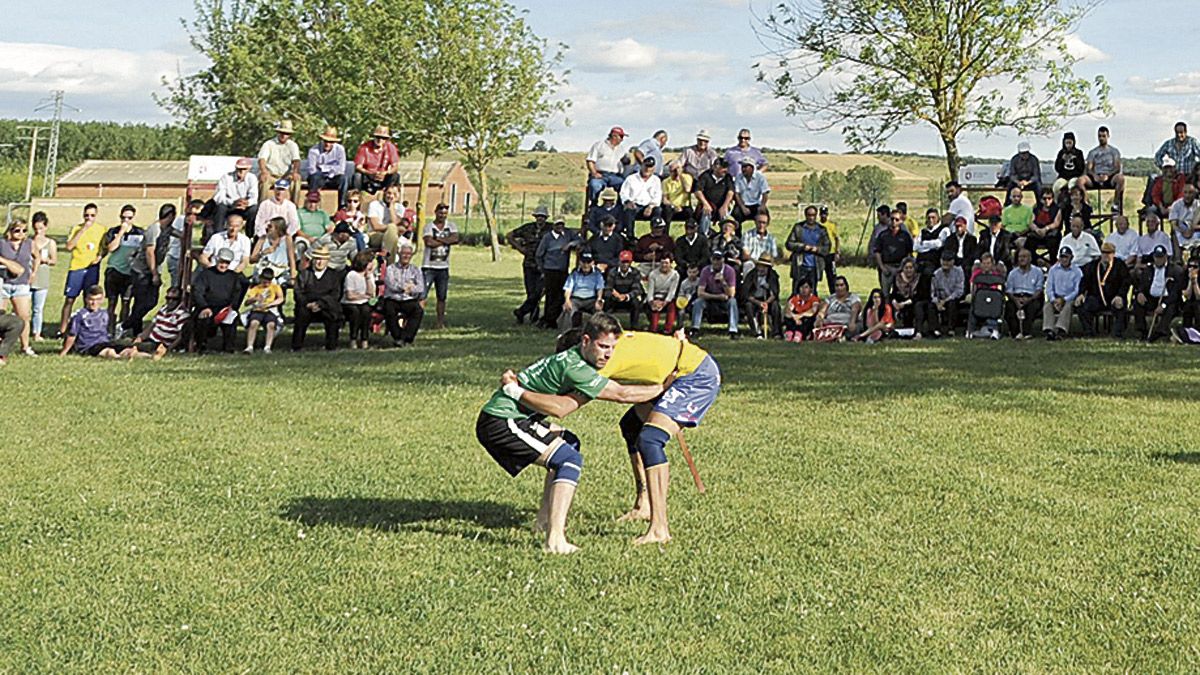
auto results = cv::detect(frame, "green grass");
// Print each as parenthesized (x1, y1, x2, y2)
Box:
(4, 249, 1200, 672)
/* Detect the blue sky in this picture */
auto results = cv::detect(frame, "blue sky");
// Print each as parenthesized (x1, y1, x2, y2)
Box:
(1, 0, 1193, 158)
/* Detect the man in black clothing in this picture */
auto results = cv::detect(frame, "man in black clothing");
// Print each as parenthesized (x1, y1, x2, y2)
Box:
(874, 210, 914, 300)
(586, 216, 625, 272)
(1134, 245, 1185, 342)
(1054, 132, 1086, 195)
(1005, 141, 1042, 200)
(1077, 241, 1130, 338)
(508, 206, 550, 324)
(692, 159, 735, 234)
(585, 188, 622, 238)
(604, 250, 644, 328)
(673, 219, 710, 273)
(292, 246, 344, 350)
(943, 215, 978, 295)
(976, 215, 1014, 269)
(740, 254, 782, 339)
(191, 247, 247, 353)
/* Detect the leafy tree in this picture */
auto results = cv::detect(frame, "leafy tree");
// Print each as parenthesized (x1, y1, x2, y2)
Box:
(560, 191, 583, 215)
(754, 0, 1111, 178)
(526, 159, 540, 170)
(531, 140, 548, 152)
(799, 170, 850, 207)
(845, 165, 893, 209)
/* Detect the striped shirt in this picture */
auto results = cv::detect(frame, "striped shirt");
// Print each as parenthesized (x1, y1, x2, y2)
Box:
(149, 306, 191, 345)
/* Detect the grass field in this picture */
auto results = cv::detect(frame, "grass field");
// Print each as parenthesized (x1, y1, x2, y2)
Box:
(5, 249, 1200, 672)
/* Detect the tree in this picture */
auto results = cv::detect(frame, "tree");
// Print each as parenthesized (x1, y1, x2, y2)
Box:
(845, 165, 893, 209)
(531, 140, 549, 152)
(754, 0, 1111, 179)
(560, 191, 583, 215)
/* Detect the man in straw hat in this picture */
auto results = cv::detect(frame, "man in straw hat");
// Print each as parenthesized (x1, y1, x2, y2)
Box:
(306, 125, 350, 207)
(291, 245, 343, 351)
(258, 119, 302, 204)
(741, 253, 782, 339)
(352, 124, 400, 195)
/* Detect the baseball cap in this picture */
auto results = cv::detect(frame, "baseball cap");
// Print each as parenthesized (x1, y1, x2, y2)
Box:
(579, 251, 595, 262)
(1162, 156, 1177, 168)
(273, 178, 291, 190)
(1153, 244, 1169, 257)
(1017, 141, 1031, 152)
(305, 190, 322, 203)
(333, 221, 354, 234)
(643, 156, 657, 167)
(740, 157, 757, 166)
(1059, 246, 1074, 258)
(618, 250, 634, 262)
(235, 157, 253, 169)
(710, 250, 725, 260)
(609, 126, 626, 138)
(216, 247, 235, 263)
(650, 216, 666, 229)
(819, 205, 829, 215)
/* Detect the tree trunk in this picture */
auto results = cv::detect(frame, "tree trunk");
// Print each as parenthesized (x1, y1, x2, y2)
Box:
(941, 133, 961, 182)
(474, 166, 502, 261)
(415, 151, 431, 232)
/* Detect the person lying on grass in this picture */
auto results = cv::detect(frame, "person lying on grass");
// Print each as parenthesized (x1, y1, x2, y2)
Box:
(120, 286, 190, 361)
(503, 321, 722, 547)
(59, 285, 120, 359)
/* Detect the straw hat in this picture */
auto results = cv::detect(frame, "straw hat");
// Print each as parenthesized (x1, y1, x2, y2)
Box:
(308, 246, 331, 260)
(274, 119, 295, 134)
(319, 125, 340, 142)
(371, 125, 391, 139)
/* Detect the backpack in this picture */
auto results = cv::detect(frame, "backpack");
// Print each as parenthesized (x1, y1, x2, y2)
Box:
(978, 195, 1002, 220)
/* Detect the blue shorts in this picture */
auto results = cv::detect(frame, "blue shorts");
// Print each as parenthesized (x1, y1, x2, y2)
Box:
(654, 355, 721, 427)
(64, 265, 100, 299)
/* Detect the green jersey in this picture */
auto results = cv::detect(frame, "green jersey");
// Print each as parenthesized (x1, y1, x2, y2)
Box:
(481, 346, 609, 420)
(298, 209, 332, 239)
(1001, 204, 1033, 234)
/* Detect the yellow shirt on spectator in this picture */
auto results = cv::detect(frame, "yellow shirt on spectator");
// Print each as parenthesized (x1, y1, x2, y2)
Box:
(245, 282, 284, 310)
(662, 174, 694, 210)
(821, 220, 841, 254)
(599, 332, 708, 383)
(66, 223, 106, 271)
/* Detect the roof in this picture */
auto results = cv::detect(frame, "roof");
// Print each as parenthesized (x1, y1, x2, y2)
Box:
(58, 159, 462, 186)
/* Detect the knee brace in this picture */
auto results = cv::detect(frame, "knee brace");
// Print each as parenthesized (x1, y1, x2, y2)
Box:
(559, 429, 581, 451)
(619, 407, 644, 455)
(637, 425, 671, 469)
(546, 442, 584, 486)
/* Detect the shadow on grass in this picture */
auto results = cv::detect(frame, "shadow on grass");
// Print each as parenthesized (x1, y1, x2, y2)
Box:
(1150, 452, 1200, 465)
(279, 496, 532, 539)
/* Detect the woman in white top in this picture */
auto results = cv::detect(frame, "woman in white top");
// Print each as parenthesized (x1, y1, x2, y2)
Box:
(29, 212, 57, 341)
(646, 255, 680, 333)
(816, 275, 861, 338)
(250, 217, 298, 287)
(341, 250, 377, 349)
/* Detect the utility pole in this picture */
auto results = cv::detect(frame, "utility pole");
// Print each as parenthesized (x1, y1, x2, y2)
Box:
(36, 90, 79, 198)
(16, 125, 50, 202)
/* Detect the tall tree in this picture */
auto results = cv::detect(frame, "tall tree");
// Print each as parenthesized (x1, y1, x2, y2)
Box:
(754, 0, 1111, 178)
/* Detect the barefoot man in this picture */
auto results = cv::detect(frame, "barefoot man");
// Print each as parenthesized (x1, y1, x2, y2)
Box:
(506, 324, 721, 545)
(476, 313, 667, 554)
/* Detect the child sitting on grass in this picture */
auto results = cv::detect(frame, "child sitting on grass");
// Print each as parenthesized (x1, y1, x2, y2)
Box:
(60, 285, 120, 359)
(121, 286, 190, 360)
(242, 267, 284, 354)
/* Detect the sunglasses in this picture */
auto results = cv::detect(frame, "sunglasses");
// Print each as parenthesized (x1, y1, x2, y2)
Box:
(738, 136, 750, 141)
(84, 213, 97, 218)
(10, 229, 26, 234)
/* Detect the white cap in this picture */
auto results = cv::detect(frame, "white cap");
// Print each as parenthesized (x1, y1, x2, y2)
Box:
(1017, 141, 1031, 152)
(696, 129, 711, 141)
(1163, 155, 1177, 168)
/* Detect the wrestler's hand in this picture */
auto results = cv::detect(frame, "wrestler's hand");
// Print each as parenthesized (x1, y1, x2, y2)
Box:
(500, 369, 518, 386)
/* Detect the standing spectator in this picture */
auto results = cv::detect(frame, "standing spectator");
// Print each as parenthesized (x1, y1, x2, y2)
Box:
(250, 217, 298, 289)
(784, 206, 830, 294)
(123, 286, 190, 360)
(1052, 132, 1086, 195)
(679, 130, 718, 179)
(297, 190, 334, 250)
(816, 276, 861, 338)
(254, 179, 302, 238)
(865, 205, 892, 263)
(0, 219, 35, 356)
(740, 254, 781, 339)
(944, 215, 978, 294)
(946, 182, 975, 232)
(819, 206, 841, 293)
(1150, 157, 1186, 216)
(604, 250, 644, 328)
(585, 188, 623, 238)
(292, 246, 343, 351)
(929, 249, 965, 338)
(783, 278, 820, 342)
(660, 160, 694, 229)
(161, 200, 201, 288)
(191, 248, 246, 353)
(724, 128, 768, 172)
(875, 210, 913, 300)
(632, 130, 668, 177)
(1005, 142, 1043, 199)
(422, 203, 459, 329)
(562, 252, 606, 327)
(732, 158, 770, 225)
(257, 120, 302, 204)
(28, 212, 56, 342)
(692, 159, 735, 234)
(306, 126, 351, 207)
(381, 244, 426, 347)
(508, 206, 550, 324)
(586, 216, 625, 272)
(1043, 247, 1083, 340)
(1025, 188, 1062, 263)
(889, 258, 924, 336)
(673, 219, 710, 274)
(1004, 248, 1045, 340)
(1078, 242, 1131, 338)
(59, 285, 119, 359)
(200, 213, 252, 273)
(535, 216, 582, 329)
(977, 215, 1014, 269)
(365, 184, 408, 254)
(1082, 126, 1125, 210)
(1105, 215, 1140, 270)
(316, 222, 358, 271)
(1133, 245, 1184, 342)
(241, 267, 284, 354)
(352, 125, 400, 195)
(633, 218, 676, 278)
(646, 255, 680, 334)
(120, 204, 171, 338)
(619, 157, 663, 237)
(213, 157, 259, 230)
(895, 202, 920, 237)
(914, 208, 950, 283)
(100, 205, 143, 333)
(1060, 215, 1101, 269)
(691, 251, 739, 339)
(341, 250, 377, 350)
(1155, 122, 1200, 176)
(586, 126, 627, 205)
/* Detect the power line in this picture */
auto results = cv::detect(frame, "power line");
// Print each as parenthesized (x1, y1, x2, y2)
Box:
(35, 90, 80, 198)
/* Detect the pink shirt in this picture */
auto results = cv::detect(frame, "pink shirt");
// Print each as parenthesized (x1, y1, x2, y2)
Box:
(254, 198, 301, 237)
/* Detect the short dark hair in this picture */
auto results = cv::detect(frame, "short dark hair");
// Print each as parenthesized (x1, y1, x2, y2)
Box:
(435, 203, 449, 210)
(31, 211, 48, 226)
(713, 158, 728, 169)
(925, 208, 938, 217)
(1176, 121, 1188, 131)
(158, 203, 176, 220)
(896, 202, 908, 213)
(83, 203, 98, 214)
(945, 181, 962, 190)
(85, 284, 104, 297)
(582, 312, 623, 341)
(121, 204, 136, 215)
(1098, 125, 1110, 134)
(188, 199, 205, 210)
(351, 250, 375, 272)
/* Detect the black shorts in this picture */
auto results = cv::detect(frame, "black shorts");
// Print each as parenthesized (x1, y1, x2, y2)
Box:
(134, 340, 164, 354)
(475, 411, 563, 477)
(1089, 176, 1119, 190)
(81, 342, 115, 357)
(104, 269, 133, 298)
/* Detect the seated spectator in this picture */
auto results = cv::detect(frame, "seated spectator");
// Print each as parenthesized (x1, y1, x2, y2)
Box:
(365, 185, 408, 254)
(586, 216, 625, 272)
(674, 219, 710, 273)
(1138, 212, 1174, 268)
(1005, 141, 1043, 198)
(1002, 187, 1034, 240)
(632, 130, 668, 177)
(250, 217, 298, 289)
(586, 127, 627, 205)
(967, 251, 1007, 339)
(855, 289, 893, 343)
(709, 217, 743, 263)
(645, 255, 680, 334)
(306, 126, 350, 207)
(1043, 247, 1083, 340)
(254, 179, 301, 239)
(122, 285, 189, 360)
(535, 217, 582, 329)
(785, 206, 832, 295)
(732, 158, 770, 226)
(943, 215, 977, 295)
(814, 275, 861, 341)
(59, 285, 119, 359)
(342, 191, 368, 244)
(620, 158, 663, 237)
(342, 250, 377, 350)
(1052, 132, 1086, 196)
(692, 159, 735, 233)
(724, 128, 768, 172)
(865, 206, 891, 263)
(1168, 185, 1200, 250)
(889, 258, 924, 336)
(241, 267, 284, 354)
(690, 251, 739, 339)
(381, 244, 425, 347)
(352, 125, 400, 195)
(633, 217, 675, 278)
(977, 214, 1014, 270)
(191, 248, 246, 353)
(1150, 156, 1186, 216)
(678, 263, 701, 309)
(1077, 242, 1130, 338)
(874, 210, 914, 300)
(783, 278, 820, 342)
(257, 120, 301, 204)
(914, 207, 950, 282)
(604, 250, 643, 328)
(291, 246, 343, 351)
(200, 212, 252, 274)
(316, 222, 358, 271)
(660, 160, 694, 230)
(1004, 248, 1045, 340)
(929, 249, 965, 338)
(1181, 256, 1200, 329)
(1104, 215, 1140, 271)
(1154, 121, 1200, 178)
(563, 251, 606, 328)
(1060, 215, 1101, 269)
(1082, 126, 1124, 210)
(741, 211, 779, 278)
(1133, 245, 1184, 342)
(1053, 186, 1094, 239)
(213, 157, 259, 230)
(297, 190, 333, 252)
(586, 188, 623, 239)
(1025, 188, 1061, 262)
(741, 254, 782, 339)
(680, 130, 718, 179)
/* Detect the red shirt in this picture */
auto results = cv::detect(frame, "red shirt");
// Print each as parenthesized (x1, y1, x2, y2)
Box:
(354, 141, 399, 175)
(788, 293, 819, 316)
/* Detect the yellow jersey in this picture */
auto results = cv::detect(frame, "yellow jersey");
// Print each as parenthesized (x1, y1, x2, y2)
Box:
(821, 220, 840, 254)
(66, 222, 106, 271)
(599, 332, 708, 384)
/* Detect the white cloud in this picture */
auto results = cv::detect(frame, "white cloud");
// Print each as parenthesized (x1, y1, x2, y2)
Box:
(572, 38, 728, 73)
(0, 41, 189, 96)
(1128, 72, 1200, 97)
(1063, 34, 1109, 63)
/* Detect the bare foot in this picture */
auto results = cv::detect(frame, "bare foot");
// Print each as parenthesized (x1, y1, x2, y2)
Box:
(633, 529, 671, 546)
(543, 538, 580, 555)
(616, 507, 650, 523)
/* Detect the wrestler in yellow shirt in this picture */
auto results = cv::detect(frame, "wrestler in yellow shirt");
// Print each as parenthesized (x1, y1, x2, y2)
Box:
(598, 331, 708, 383)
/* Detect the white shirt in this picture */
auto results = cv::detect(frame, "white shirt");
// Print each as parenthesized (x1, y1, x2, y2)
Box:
(586, 139, 625, 174)
(1062, 231, 1101, 268)
(1104, 229, 1140, 261)
(214, 170, 258, 206)
(619, 172, 662, 207)
(1150, 265, 1168, 297)
(202, 231, 252, 268)
(914, 226, 950, 253)
(254, 199, 300, 238)
(949, 194, 975, 232)
(422, 222, 458, 269)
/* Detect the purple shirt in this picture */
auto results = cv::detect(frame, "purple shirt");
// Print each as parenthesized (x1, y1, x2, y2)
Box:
(699, 263, 736, 296)
(724, 145, 768, 171)
(68, 308, 110, 352)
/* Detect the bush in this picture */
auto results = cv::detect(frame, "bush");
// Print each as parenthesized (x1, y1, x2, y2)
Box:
(561, 192, 583, 215)
(526, 159, 540, 170)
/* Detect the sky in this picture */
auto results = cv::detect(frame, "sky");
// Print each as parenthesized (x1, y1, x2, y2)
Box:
(1, 0, 1195, 159)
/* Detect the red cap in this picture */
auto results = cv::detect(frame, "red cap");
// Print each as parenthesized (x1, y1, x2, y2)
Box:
(305, 190, 322, 202)
(609, 126, 626, 138)
(618, 250, 634, 262)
